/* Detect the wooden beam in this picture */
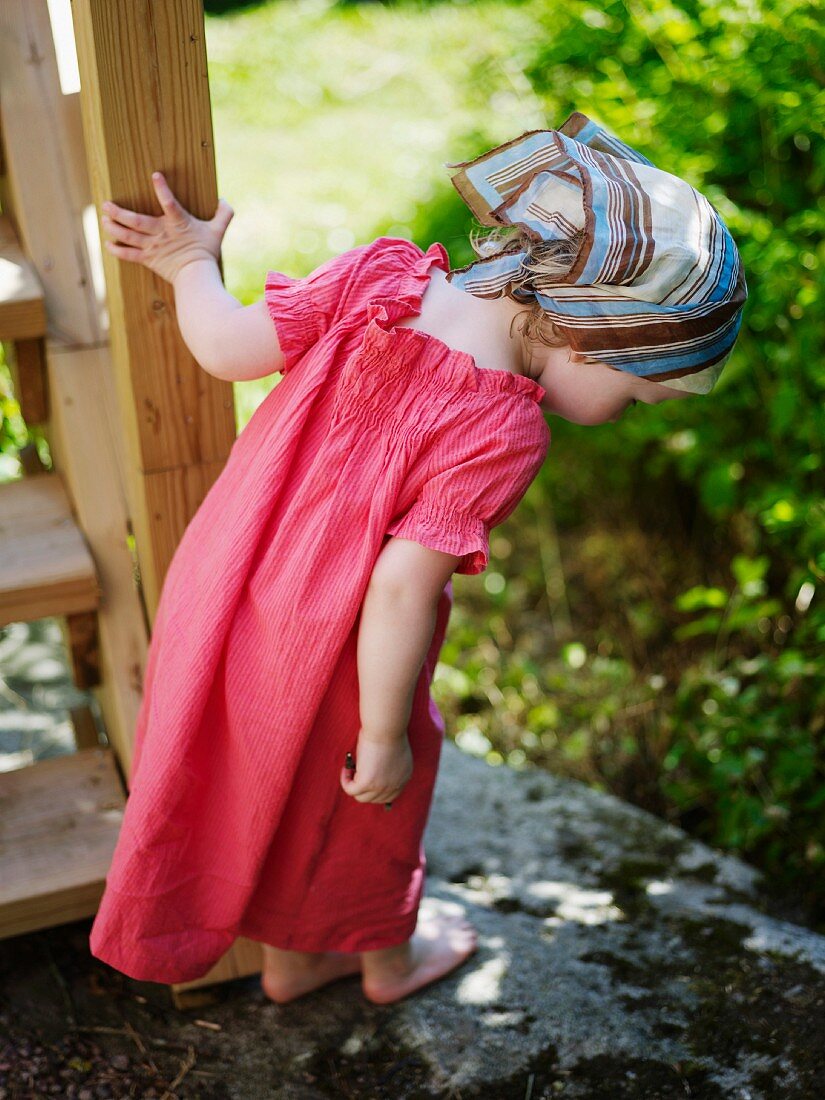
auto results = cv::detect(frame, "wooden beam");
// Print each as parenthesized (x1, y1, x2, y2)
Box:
(67, 2, 256, 995)
(0, 0, 257, 998)
(4, 337, 49, 426)
(70, 0, 236, 617)
(0, 10, 103, 347)
(0, 0, 149, 769)
(0, 472, 100, 626)
(0, 748, 126, 940)
(0, 213, 47, 340)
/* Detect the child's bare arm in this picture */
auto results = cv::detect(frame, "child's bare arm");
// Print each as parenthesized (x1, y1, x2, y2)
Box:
(99, 172, 286, 381)
(341, 538, 460, 805)
(358, 537, 460, 740)
(172, 260, 286, 381)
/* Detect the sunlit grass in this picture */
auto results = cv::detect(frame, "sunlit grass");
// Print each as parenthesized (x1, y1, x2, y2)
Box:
(204, 0, 550, 424)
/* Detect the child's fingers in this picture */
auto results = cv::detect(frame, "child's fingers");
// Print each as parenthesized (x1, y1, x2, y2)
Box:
(340, 779, 379, 803)
(103, 240, 144, 263)
(101, 214, 144, 248)
(339, 768, 390, 803)
(151, 171, 188, 224)
(101, 201, 157, 235)
(211, 197, 234, 234)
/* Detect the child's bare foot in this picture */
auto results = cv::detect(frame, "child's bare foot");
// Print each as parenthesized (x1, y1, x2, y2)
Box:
(260, 944, 362, 1004)
(360, 909, 478, 1005)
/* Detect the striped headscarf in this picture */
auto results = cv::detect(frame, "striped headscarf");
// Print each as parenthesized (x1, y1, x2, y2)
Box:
(444, 112, 748, 394)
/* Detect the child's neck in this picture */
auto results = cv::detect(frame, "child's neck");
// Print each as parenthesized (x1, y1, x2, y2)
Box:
(404, 266, 531, 378)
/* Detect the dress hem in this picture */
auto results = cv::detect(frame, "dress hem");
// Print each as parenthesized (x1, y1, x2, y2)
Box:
(238, 910, 420, 955)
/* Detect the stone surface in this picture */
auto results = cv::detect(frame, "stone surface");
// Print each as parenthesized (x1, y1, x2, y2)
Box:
(0, 618, 823, 1097)
(2, 740, 824, 1098)
(411, 743, 825, 1098)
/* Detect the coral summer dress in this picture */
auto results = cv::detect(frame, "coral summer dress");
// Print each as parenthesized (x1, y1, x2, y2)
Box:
(89, 236, 550, 984)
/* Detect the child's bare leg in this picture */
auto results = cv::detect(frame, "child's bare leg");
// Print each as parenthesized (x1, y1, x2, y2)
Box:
(359, 910, 478, 1005)
(260, 944, 362, 1004)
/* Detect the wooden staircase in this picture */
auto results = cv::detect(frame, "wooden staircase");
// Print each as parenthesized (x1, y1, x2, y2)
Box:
(0, 747, 126, 940)
(0, 0, 260, 1005)
(0, 472, 101, 625)
(0, 209, 126, 942)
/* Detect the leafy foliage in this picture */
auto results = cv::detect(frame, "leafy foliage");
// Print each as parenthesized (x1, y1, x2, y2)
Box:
(429, 0, 824, 924)
(515, 0, 825, 922)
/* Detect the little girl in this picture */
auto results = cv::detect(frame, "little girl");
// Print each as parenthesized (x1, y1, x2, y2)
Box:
(89, 112, 747, 1005)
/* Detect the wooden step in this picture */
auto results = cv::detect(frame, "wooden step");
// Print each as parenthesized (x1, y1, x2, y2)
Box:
(0, 472, 101, 627)
(0, 213, 47, 341)
(0, 747, 126, 940)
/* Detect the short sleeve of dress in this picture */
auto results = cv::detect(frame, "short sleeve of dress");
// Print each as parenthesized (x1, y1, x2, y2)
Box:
(264, 236, 434, 375)
(386, 421, 548, 576)
(264, 242, 373, 374)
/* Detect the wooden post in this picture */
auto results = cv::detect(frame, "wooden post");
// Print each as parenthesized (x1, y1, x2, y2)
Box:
(70, 0, 236, 628)
(69, 0, 262, 1001)
(0, 0, 259, 1002)
(0, 0, 146, 770)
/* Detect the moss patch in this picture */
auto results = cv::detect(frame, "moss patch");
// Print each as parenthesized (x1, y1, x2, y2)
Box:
(301, 1023, 436, 1099)
(673, 915, 825, 1097)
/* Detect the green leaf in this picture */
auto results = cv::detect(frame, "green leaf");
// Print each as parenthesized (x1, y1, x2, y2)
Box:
(675, 586, 728, 612)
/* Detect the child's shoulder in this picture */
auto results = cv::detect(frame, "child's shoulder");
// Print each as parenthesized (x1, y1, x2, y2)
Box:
(330, 235, 449, 314)
(356, 235, 445, 278)
(364, 234, 437, 259)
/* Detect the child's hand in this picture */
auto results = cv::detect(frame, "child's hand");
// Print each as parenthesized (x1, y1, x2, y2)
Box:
(99, 171, 234, 285)
(340, 729, 413, 806)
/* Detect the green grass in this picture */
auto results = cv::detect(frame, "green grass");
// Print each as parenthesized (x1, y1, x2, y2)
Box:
(204, 0, 552, 423)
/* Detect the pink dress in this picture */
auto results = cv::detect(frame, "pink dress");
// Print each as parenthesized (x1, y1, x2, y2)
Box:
(88, 236, 550, 983)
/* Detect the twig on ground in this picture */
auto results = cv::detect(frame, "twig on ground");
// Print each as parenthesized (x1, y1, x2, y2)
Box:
(159, 1043, 197, 1100)
(72, 1023, 160, 1075)
(41, 938, 77, 1025)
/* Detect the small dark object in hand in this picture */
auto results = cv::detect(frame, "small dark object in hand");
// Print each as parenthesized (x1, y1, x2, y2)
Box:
(345, 750, 392, 808)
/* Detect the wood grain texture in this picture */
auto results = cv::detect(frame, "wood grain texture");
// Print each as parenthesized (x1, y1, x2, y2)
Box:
(68, 1, 253, 993)
(0, 213, 47, 340)
(0, 0, 254, 994)
(0, 748, 126, 939)
(0, 1, 150, 765)
(0, 472, 100, 626)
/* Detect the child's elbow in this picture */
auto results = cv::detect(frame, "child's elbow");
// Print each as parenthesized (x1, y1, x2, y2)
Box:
(206, 300, 287, 381)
